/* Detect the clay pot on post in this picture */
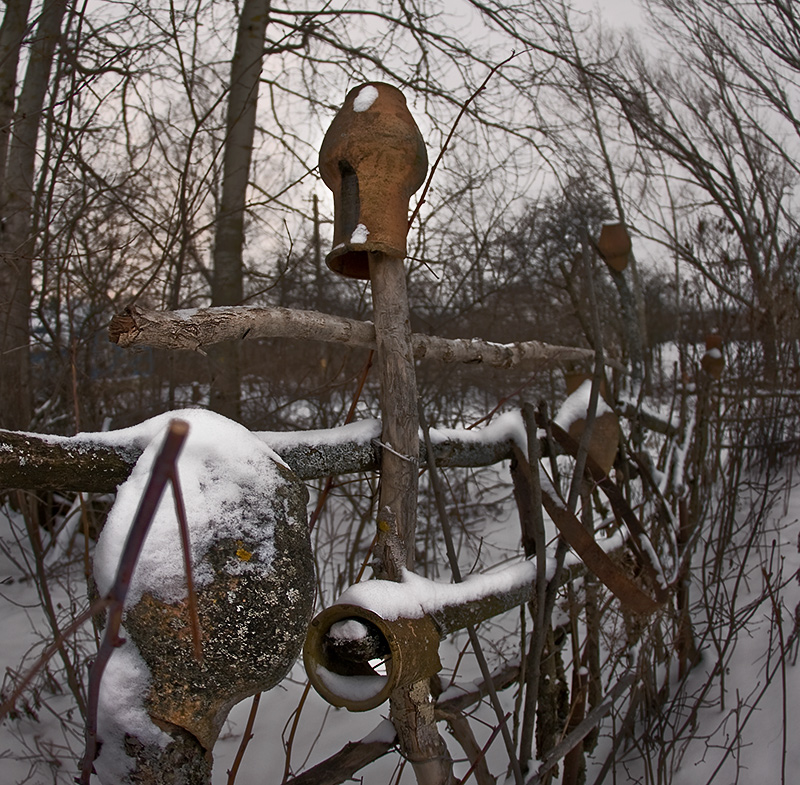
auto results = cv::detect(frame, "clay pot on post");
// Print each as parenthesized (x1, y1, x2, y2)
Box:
(560, 372, 620, 475)
(597, 222, 631, 272)
(701, 332, 725, 379)
(318, 82, 428, 279)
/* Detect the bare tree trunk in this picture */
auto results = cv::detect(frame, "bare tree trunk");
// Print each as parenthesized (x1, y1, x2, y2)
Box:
(0, 0, 33, 189)
(0, 0, 67, 429)
(208, 0, 271, 420)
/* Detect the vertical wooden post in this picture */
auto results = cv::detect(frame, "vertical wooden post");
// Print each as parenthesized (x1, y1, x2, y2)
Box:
(318, 81, 449, 784)
(369, 252, 419, 567)
(369, 251, 455, 785)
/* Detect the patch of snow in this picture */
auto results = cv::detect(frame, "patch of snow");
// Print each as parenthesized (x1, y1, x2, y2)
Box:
(353, 85, 379, 112)
(329, 619, 370, 641)
(554, 379, 612, 432)
(257, 418, 380, 452)
(313, 664, 387, 702)
(337, 561, 536, 621)
(351, 223, 369, 244)
(361, 719, 397, 745)
(93, 409, 289, 606)
(94, 632, 171, 783)
(428, 410, 528, 455)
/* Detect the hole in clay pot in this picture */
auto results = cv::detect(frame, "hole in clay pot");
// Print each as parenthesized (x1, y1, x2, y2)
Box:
(338, 159, 359, 239)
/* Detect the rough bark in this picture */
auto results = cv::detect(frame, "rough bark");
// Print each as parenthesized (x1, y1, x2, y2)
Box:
(0, 0, 67, 429)
(0, 423, 517, 491)
(369, 254, 419, 559)
(367, 252, 454, 785)
(109, 304, 602, 370)
(0, 0, 33, 189)
(208, 0, 271, 419)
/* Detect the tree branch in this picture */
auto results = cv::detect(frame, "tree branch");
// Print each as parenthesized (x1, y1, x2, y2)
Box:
(0, 419, 516, 491)
(108, 304, 607, 371)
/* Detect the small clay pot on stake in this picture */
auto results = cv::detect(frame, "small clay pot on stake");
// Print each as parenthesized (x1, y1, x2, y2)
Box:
(319, 82, 428, 279)
(701, 332, 725, 379)
(562, 371, 620, 475)
(318, 84, 454, 780)
(597, 222, 632, 272)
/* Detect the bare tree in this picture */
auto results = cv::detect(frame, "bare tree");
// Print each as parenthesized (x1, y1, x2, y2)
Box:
(0, 0, 68, 429)
(207, 0, 272, 419)
(596, 0, 800, 381)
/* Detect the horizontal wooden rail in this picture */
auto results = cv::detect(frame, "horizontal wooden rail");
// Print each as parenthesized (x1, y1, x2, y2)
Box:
(109, 304, 615, 370)
(0, 417, 517, 491)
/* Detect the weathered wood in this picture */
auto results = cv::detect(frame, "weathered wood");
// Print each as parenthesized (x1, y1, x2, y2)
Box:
(0, 423, 516, 491)
(0, 430, 141, 492)
(368, 252, 454, 784)
(108, 304, 604, 370)
(284, 733, 395, 785)
(369, 253, 419, 560)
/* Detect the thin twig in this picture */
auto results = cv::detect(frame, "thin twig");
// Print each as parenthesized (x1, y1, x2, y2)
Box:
(456, 712, 510, 785)
(78, 420, 189, 785)
(0, 597, 110, 723)
(19, 496, 88, 719)
(227, 691, 262, 785)
(762, 568, 787, 785)
(408, 50, 523, 229)
(525, 672, 636, 785)
(170, 465, 203, 662)
(419, 402, 524, 785)
(281, 682, 312, 784)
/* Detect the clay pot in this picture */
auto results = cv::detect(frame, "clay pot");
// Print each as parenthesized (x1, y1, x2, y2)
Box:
(565, 370, 609, 398)
(304, 603, 441, 712)
(705, 332, 723, 350)
(561, 372, 620, 475)
(123, 465, 314, 752)
(597, 222, 631, 272)
(319, 82, 428, 279)
(701, 333, 725, 379)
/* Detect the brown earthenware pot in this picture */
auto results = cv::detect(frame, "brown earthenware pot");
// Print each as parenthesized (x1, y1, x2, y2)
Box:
(319, 82, 428, 279)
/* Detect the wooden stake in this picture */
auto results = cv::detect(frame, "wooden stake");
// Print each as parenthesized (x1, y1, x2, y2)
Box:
(368, 252, 455, 784)
(368, 252, 419, 568)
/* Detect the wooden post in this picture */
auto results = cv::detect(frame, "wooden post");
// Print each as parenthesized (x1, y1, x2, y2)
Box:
(369, 251, 455, 784)
(369, 252, 419, 567)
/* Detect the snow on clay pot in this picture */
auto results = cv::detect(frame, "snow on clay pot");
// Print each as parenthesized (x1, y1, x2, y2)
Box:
(319, 82, 428, 280)
(92, 410, 314, 781)
(303, 602, 441, 712)
(558, 374, 620, 475)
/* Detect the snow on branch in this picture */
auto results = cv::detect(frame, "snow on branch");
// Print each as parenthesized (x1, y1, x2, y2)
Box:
(0, 411, 521, 492)
(108, 304, 608, 370)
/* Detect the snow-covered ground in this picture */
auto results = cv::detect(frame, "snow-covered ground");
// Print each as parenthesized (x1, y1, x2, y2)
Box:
(1, 414, 797, 783)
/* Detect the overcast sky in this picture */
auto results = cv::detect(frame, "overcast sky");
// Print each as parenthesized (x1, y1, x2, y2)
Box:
(577, 0, 644, 30)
